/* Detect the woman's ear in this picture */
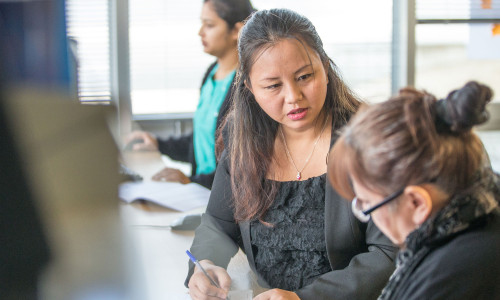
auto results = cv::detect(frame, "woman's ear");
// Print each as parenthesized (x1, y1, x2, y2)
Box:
(404, 186, 432, 226)
(232, 22, 244, 39)
(244, 79, 253, 93)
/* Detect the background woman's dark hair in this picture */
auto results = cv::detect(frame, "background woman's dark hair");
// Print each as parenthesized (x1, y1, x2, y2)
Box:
(204, 0, 256, 29)
(329, 81, 493, 200)
(227, 8, 361, 222)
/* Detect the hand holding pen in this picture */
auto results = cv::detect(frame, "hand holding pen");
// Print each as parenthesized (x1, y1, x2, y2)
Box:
(186, 250, 231, 300)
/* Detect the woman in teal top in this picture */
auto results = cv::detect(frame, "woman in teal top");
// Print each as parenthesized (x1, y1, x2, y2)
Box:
(125, 0, 255, 189)
(193, 64, 235, 176)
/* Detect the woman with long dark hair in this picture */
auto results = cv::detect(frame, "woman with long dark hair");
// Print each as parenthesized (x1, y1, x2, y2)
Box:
(186, 8, 397, 300)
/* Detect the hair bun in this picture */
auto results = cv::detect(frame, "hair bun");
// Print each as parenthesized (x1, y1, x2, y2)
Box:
(434, 81, 493, 133)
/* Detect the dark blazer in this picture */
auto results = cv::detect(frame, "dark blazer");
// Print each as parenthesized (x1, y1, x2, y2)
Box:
(185, 127, 397, 299)
(157, 62, 235, 189)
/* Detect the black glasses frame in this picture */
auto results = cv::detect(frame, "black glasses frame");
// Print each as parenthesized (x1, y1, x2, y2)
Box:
(362, 188, 405, 215)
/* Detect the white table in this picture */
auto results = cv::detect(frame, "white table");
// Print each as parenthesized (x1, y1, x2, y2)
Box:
(119, 130, 499, 299)
(120, 151, 266, 299)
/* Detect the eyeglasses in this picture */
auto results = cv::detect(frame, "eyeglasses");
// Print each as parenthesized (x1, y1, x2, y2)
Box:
(351, 188, 405, 222)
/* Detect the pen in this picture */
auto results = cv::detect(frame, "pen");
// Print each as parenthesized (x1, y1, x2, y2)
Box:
(186, 250, 221, 289)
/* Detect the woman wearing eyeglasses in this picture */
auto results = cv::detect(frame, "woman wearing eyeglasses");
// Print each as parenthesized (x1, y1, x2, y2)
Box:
(329, 81, 500, 300)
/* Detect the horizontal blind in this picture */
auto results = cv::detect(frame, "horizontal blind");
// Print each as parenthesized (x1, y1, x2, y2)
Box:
(417, 0, 500, 21)
(414, 0, 500, 103)
(65, 0, 111, 104)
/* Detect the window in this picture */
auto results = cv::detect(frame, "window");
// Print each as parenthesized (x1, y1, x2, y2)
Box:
(129, 0, 212, 116)
(65, 0, 111, 104)
(253, 0, 393, 103)
(66, 0, 394, 115)
(414, 0, 500, 101)
(128, 0, 393, 117)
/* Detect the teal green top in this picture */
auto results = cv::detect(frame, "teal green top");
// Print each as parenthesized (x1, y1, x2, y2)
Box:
(193, 64, 235, 175)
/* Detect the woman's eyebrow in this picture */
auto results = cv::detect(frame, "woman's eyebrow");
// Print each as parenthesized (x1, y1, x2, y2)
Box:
(294, 64, 312, 75)
(259, 76, 280, 82)
(259, 64, 313, 82)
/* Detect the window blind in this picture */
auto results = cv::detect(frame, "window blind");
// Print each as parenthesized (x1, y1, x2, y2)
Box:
(417, 0, 500, 22)
(414, 0, 500, 102)
(65, 0, 111, 104)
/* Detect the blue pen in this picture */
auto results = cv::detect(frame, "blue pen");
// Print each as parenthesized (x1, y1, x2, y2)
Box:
(186, 250, 221, 289)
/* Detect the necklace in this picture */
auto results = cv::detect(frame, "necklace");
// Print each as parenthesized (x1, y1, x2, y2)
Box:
(279, 117, 329, 181)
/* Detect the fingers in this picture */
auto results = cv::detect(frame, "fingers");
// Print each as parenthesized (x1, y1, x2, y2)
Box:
(213, 270, 231, 292)
(253, 290, 273, 300)
(123, 131, 159, 151)
(132, 142, 155, 151)
(152, 168, 190, 184)
(124, 131, 159, 151)
(189, 289, 226, 300)
(152, 168, 174, 181)
(189, 286, 227, 300)
(124, 131, 147, 144)
(253, 289, 300, 300)
(188, 272, 228, 300)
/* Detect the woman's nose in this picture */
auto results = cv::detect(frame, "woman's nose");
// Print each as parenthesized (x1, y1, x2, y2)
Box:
(284, 82, 302, 104)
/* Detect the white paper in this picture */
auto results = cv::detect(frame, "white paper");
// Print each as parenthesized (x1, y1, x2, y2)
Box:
(119, 181, 210, 211)
(169, 290, 253, 300)
(168, 290, 253, 300)
(228, 290, 253, 300)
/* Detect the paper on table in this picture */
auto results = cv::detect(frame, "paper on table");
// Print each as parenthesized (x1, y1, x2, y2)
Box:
(119, 181, 210, 211)
(170, 290, 253, 300)
(228, 290, 253, 300)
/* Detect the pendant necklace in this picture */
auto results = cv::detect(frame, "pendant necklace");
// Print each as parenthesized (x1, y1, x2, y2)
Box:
(279, 117, 329, 181)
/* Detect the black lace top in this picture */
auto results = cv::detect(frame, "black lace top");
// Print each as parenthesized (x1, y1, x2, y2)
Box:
(250, 174, 332, 291)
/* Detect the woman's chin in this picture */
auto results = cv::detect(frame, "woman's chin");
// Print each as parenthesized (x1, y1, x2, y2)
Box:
(381, 230, 404, 247)
(388, 235, 407, 248)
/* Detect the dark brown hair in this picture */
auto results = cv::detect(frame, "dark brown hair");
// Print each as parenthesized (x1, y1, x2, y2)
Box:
(329, 81, 493, 200)
(227, 9, 361, 222)
(204, 0, 255, 29)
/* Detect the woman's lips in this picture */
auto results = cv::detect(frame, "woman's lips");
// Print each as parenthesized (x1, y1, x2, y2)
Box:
(287, 108, 308, 120)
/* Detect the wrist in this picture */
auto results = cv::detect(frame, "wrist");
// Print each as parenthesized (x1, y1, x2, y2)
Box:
(194, 259, 215, 273)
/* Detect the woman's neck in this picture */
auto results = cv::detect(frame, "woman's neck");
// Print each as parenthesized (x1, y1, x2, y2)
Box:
(281, 114, 330, 143)
(214, 50, 238, 80)
(270, 115, 332, 181)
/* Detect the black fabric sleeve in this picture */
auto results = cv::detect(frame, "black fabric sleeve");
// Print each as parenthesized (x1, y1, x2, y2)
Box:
(157, 133, 193, 163)
(296, 223, 396, 300)
(184, 150, 241, 287)
(189, 172, 215, 189)
(295, 183, 397, 300)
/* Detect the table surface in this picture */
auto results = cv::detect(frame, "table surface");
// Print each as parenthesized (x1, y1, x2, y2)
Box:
(120, 130, 499, 299)
(120, 151, 266, 299)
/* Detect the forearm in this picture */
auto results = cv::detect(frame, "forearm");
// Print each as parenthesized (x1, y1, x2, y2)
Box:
(185, 213, 240, 287)
(185, 152, 241, 286)
(189, 172, 215, 189)
(295, 245, 395, 300)
(157, 133, 193, 162)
